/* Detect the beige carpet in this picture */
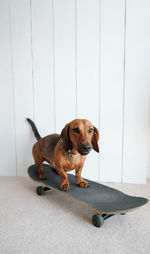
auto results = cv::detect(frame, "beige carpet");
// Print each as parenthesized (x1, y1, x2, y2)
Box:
(0, 176, 150, 254)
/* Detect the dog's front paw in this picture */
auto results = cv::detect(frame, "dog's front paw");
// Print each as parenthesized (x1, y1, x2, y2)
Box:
(39, 173, 47, 180)
(78, 180, 89, 188)
(60, 183, 70, 191)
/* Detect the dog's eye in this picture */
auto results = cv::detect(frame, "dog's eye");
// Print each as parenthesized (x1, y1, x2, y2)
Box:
(73, 128, 80, 134)
(89, 128, 93, 134)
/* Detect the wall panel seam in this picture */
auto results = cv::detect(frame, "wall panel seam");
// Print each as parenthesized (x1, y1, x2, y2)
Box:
(98, 0, 101, 182)
(52, 0, 56, 132)
(8, 0, 18, 176)
(121, 0, 127, 183)
(75, 0, 77, 118)
(29, 0, 35, 123)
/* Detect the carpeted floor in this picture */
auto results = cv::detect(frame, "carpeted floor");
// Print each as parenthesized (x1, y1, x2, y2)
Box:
(0, 176, 150, 254)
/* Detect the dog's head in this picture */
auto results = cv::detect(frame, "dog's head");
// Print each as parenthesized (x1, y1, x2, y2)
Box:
(61, 119, 99, 155)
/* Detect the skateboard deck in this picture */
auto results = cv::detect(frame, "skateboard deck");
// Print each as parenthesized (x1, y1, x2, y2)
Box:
(28, 164, 148, 227)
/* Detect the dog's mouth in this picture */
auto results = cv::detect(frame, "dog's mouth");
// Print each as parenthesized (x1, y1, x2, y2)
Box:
(77, 149, 90, 156)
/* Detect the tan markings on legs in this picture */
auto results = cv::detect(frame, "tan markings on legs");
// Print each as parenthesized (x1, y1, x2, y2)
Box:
(56, 168, 69, 191)
(75, 167, 89, 188)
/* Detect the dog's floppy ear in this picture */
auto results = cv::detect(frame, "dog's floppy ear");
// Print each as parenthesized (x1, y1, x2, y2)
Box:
(61, 123, 72, 151)
(92, 126, 99, 153)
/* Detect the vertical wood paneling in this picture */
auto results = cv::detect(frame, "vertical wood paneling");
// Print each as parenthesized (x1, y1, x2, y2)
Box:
(77, 0, 99, 181)
(100, 0, 125, 182)
(0, 0, 16, 176)
(54, 0, 76, 133)
(9, 0, 34, 176)
(0, 0, 149, 183)
(31, 0, 55, 137)
(123, 0, 150, 183)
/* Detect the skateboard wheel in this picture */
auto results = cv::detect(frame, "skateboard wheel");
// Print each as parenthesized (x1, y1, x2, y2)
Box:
(92, 214, 104, 228)
(36, 186, 45, 196)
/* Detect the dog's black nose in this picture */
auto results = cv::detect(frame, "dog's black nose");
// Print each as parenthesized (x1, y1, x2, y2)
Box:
(82, 143, 91, 151)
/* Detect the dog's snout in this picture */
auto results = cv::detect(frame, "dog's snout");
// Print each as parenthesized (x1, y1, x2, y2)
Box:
(82, 143, 91, 151)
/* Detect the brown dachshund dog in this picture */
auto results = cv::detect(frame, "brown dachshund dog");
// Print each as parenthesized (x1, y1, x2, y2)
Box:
(27, 118, 99, 191)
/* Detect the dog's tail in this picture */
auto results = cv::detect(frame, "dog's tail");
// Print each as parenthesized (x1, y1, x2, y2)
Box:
(27, 118, 41, 140)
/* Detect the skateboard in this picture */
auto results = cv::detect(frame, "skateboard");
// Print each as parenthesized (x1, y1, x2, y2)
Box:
(28, 164, 148, 228)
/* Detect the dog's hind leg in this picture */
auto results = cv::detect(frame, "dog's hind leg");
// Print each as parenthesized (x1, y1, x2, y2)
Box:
(32, 144, 46, 180)
(36, 161, 46, 180)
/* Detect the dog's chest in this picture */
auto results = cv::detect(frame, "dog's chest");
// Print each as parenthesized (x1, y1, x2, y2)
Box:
(64, 154, 83, 171)
(68, 153, 80, 163)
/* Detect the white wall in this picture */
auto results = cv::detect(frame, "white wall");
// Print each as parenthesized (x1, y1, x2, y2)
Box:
(0, 0, 150, 183)
(148, 113, 150, 179)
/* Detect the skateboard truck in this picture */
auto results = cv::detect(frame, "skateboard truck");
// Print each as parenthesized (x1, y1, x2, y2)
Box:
(92, 214, 119, 228)
(36, 186, 51, 196)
